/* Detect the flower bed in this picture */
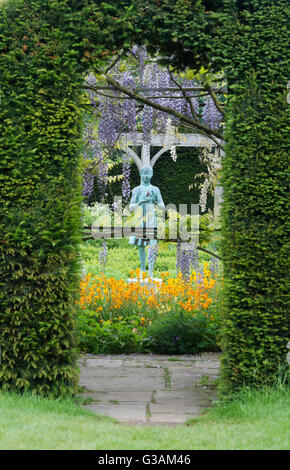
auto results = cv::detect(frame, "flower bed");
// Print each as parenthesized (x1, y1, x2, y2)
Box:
(76, 265, 221, 354)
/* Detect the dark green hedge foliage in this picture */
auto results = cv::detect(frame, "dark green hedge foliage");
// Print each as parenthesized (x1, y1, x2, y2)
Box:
(0, 0, 133, 396)
(218, 1, 290, 394)
(89, 147, 214, 212)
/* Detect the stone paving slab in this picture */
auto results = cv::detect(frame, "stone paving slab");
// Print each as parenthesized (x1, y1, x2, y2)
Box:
(85, 358, 124, 368)
(84, 403, 147, 423)
(78, 352, 221, 426)
(149, 403, 206, 414)
(154, 389, 208, 403)
(81, 391, 153, 403)
(149, 414, 195, 425)
(153, 396, 211, 408)
(81, 366, 164, 378)
(82, 376, 164, 392)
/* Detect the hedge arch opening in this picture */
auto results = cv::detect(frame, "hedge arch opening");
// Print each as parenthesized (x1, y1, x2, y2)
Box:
(0, 0, 288, 397)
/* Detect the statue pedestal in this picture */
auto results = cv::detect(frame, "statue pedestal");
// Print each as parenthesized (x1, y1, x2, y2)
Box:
(126, 277, 163, 292)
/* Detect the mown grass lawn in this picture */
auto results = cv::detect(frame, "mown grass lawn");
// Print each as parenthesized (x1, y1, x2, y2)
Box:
(0, 386, 289, 450)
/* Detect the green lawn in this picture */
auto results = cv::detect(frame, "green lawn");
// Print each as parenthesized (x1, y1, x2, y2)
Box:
(80, 238, 219, 279)
(0, 386, 289, 450)
(80, 239, 180, 279)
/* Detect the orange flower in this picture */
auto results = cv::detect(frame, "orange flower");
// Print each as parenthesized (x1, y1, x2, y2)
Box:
(76, 267, 216, 319)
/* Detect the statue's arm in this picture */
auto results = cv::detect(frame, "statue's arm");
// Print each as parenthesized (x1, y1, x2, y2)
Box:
(129, 187, 140, 211)
(130, 187, 150, 210)
(154, 188, 165, 210)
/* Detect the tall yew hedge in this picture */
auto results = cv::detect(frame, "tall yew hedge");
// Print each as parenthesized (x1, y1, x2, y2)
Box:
(218, 0, 290, 393)
(0, 0, 132, 396)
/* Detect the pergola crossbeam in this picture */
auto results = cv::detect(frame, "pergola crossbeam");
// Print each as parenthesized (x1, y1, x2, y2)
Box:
(118, 133, 224, 218)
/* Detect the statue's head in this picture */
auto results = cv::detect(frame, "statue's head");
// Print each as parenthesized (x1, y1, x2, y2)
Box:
(140, 165, 153, 184)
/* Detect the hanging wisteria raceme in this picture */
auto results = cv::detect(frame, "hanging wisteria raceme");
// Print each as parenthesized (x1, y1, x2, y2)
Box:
(155, 69, 171, 132)
(202, 96, 223, 130)
(120, 73, 137, 135)
(195, 141, 222, 212)
(99, 241, 108, 266)
(82, 169, 95, 199)
(210, 256, 219, 276)
(82, 123, 95, 199)
(121, 159, 131, 203)
(142, 104, 154, 143)
(135, 45, 147, 82)
(97, 155, 109, 198)
(82, 121, 110, 199)
(164, 118, 177, 161)
(176, 242, 202, 281)
(98, 96, 119, 145)
(148, 244, 158, 266)
(141, 63, 156, 142)
(199, 178, 210, 213)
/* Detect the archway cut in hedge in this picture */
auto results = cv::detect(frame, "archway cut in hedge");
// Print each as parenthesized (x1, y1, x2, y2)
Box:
(0, 0, 288, 397)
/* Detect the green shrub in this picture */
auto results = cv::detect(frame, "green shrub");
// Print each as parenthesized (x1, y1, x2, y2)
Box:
(146, 310, 220, 355)
(77, 311, 148, 354)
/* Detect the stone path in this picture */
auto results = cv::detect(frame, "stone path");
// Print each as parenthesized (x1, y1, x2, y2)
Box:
(78, 352, 221, 426)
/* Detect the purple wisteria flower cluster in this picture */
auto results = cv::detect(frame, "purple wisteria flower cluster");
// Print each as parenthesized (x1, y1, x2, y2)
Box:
(176, 242, 201, 282)
(82, 124, 109, 200)
(99, 241, 108, 266)
(148, 244, 159, 266)
(202, 96, 222, 131)
(121, 160, 131, 203)
(82, 169, 95, 199)
(210, 256, 219, 276)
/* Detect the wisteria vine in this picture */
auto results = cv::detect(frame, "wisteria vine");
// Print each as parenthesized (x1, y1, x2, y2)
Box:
(82, 46, 224, 201)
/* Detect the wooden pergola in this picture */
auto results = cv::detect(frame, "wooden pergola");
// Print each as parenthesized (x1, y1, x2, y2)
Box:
(119, 132, 224, 218)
